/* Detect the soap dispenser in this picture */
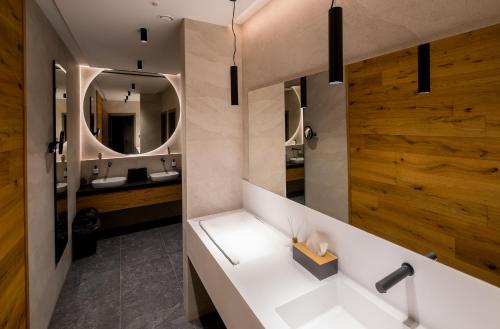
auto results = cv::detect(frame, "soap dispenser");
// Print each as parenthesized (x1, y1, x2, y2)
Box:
(171, 158, 177, 170)
(92, 165, 99, 178)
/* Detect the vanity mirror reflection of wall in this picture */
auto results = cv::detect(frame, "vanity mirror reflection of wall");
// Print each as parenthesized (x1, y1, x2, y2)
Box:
(54, 62, 68, 265)
(248, 25, 500, 287)
(84, 70, 180, 155)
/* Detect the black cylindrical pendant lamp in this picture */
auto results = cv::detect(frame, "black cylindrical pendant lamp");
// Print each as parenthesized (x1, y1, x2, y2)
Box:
(300, 77, 308, 109)
(418, 43, 431, 94)
(140, 28, 148, 43)
(132, 83, 135, 90)
(329, 6, 343, 84)
(230, 65, 239, 106)
(128, 90, 131, 96)
(137, 60, 143, 70)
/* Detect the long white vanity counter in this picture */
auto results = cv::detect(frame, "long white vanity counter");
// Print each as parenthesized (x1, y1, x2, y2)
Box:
(187, 209, 425, 329)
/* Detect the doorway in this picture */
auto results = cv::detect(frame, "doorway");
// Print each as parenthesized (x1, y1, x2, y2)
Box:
(109, 114, 135, 154)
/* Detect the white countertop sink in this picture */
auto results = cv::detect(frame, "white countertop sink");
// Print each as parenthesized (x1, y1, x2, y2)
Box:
(276, 275, 411, 329)
(56, 182, 67, 193)
(289, 157, 304, 165)
(149, 171, 179, 182)
(91, 177, 127, 188)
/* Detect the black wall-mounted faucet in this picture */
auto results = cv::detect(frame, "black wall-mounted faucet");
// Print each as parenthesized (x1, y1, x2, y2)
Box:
(375, 263, 414, 294)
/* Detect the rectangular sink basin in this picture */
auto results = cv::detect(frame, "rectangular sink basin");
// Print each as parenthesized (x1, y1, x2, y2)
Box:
(91, 177, 127, 188)
(276, 275, 411, 329)
(149, 171, 179, 182)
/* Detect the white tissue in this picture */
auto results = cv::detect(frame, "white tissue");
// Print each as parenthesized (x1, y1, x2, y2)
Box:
(306, 231, 329, 257)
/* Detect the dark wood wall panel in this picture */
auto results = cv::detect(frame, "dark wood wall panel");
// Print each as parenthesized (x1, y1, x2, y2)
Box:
(0, 0, 27, 327)
(348, 24, 500, 287)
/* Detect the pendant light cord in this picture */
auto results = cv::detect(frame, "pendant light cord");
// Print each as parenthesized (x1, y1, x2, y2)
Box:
(232, 0, 237, 66)
(331, 0, 335, 8)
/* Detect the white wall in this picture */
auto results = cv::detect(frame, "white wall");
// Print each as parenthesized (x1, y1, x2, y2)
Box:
(248, 83, 286, 197)
(243, 180, 500, 329)
(140, 93, 162, 153)
(304, 70, 349, 222)
(26, 0, 80, 328)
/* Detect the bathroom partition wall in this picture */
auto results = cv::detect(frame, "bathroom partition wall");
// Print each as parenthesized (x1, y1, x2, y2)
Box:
(348, 23, 500, 287)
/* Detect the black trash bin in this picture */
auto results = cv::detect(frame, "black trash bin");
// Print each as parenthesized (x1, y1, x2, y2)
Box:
(72, 208, 101, 260)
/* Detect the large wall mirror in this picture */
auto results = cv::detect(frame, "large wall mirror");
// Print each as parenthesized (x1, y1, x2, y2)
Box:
(83, 70, 180, 154)
(53, 62, 68, 265)
(248, 24, 500, 287)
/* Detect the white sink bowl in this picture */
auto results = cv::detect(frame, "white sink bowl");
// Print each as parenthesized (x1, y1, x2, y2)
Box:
(91, 177, 127, 189)
(276, 275, 414, 329)
(289, 157, 304, 165)
(150, 171, 179, 182)
(56, 182, 67, 193)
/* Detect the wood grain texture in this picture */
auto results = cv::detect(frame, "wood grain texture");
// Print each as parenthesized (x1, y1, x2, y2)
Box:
(348, 24, 500, 287)
(0, 0, 27, 327)
(286, 167, 305, 182)
(77, 184, 182, 214)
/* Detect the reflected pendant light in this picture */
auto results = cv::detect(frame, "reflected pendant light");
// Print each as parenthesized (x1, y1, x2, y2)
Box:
(140, 28, 148, 43)
(137, 60, 143, 70)
(300, 77, 308, 109)
(230, 0, 239, 106)
(418, 43, 431, 94)
(128, 90, 131, 96)
(132, 83, 136, 90)
(329, 1, 343, 84)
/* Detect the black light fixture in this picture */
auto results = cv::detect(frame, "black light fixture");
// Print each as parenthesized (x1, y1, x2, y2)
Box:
(418, 43, 431, 94)
(137, 60, 143, 70)
(131, 83, 136, 90)
(329, 0, 343, 84)
(229, 0, 238, 106)
(300, 77, 308, 109)
(140, 28, 148, 43)
(63, 93, 67, 99)
(128, 90, 131, 96)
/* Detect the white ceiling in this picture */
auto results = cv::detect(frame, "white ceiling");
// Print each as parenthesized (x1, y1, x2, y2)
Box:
(37, 0, 271, 74)
(93, 72, 170, 102)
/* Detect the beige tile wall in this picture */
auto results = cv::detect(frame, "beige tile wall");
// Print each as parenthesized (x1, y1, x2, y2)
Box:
(248, 83, 286, 197)
(26, 1, 80, 328)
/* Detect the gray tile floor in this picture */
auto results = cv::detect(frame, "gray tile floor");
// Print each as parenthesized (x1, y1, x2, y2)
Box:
(49, 223, 226, 329)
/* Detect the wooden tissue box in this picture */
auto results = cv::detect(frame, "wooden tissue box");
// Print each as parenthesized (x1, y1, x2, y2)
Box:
(293, 243, 338, 280)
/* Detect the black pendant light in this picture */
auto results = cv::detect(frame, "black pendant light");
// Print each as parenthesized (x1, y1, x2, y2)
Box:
(132, 83, 136, 90)
(329, 0, 343, 84)
(137, 60, 143, 70)
(140, 28, 148, 43)
(418, 43, 431, 94)
(128, 90, 131, 96)
(300, 77, 308, 109)
(230, 0, 238, 106)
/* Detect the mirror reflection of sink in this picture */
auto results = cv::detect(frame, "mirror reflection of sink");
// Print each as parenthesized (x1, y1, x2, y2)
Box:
(276, 275, 413, 329)
(91, 177, 127, 189)
(56, 182, 67, 193)
(289, 157, 304, 165)
(150, 171, 179, 182)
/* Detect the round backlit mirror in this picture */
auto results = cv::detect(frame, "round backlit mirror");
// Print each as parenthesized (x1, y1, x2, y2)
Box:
(83, 70, 180, 154)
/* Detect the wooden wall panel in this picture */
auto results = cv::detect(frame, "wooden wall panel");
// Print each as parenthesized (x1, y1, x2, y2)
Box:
(348, 24, 500, 287)
(0, 0, 27, 327)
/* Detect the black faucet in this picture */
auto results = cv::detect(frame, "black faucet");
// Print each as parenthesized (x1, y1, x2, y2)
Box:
(375, 263, 414, 293)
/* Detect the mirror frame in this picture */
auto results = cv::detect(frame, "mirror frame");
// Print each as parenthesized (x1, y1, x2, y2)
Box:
(53, 60, 68, 265)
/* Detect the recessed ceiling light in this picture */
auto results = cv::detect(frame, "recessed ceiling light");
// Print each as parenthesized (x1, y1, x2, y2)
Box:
(151, 1, 159, 7)
(159, 15, 174, 22)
